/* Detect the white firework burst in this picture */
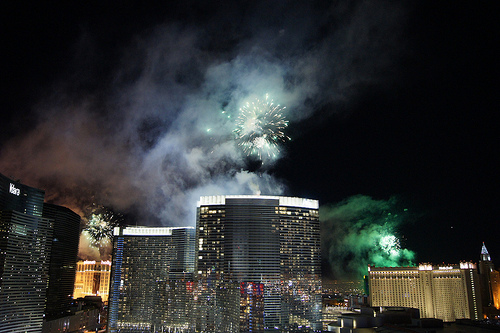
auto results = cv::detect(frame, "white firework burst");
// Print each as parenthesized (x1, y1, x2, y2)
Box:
(83, 209, 121, 247)
(234, 94, 290, 160)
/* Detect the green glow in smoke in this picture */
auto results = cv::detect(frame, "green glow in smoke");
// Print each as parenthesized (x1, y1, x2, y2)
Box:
(321, 195, 416, 281)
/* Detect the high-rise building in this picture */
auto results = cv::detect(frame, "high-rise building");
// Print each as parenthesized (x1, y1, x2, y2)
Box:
(73, 260, 111, 302)
(478, 243, 500, 318)
(479, 243, 495, 307)
(0, 173, 53, 332)
(491, 270, 500, 311)
(43, 203, 81, 319)
(107, 226, 196, 333)
(368, 263, 483, 322)
(196, 195, 322, 332)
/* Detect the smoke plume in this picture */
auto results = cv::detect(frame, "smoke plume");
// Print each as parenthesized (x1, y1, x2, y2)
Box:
(0, 1, 411, 235)
(321, 195, 416, 280)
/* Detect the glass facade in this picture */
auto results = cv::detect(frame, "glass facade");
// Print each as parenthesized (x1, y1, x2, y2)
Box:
(0, 174, 45, 217)
(43, 203, 81, 319)
(240, 282, 265, 332)
(107, 226, 196, 333)
(196, 195, 322, 332)
(0, 173, 52, 332)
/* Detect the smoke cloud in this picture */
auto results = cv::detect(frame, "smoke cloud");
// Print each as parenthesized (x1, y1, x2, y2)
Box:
(0, 1, 410, 235)
(78, 232, 104, 261)
(321, 195, 416, 280)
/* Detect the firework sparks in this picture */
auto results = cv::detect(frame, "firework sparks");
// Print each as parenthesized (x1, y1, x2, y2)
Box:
(83, 208, 121, 247)
(234, 94, 290, 160)
(379, 234, 401, 258)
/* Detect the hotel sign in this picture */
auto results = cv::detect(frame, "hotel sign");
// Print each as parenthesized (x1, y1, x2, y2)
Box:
(9, 183, 20, 196)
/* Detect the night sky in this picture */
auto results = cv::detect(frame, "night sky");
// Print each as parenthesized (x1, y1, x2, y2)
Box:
(1, 1, 498, 277)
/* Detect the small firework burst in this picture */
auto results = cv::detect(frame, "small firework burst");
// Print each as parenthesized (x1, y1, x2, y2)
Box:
(83, 208, 122, 247)
(234, 94, 290, 160)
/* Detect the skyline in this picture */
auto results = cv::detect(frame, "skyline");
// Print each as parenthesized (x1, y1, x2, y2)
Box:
(1, 1, 498, 277)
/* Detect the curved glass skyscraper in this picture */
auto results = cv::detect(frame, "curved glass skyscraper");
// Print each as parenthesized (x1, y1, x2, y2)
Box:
(0, 173, 52, 333)
(196, 195, 322, 332)
(43, 203, 81, 319)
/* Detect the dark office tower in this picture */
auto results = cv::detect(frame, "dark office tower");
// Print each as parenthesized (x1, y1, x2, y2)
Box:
(43, 203, 81, 319)
(108, 226, 196, 333)
(196, 195, 322, 333)
(0, 173, 52, 333)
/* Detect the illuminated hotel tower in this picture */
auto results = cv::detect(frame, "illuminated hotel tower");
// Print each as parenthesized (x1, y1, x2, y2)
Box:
(479, 242, 495, 307)
(196, 195, 322, 332)
(108, 226, 196, 333)
(368, 263, 483, 322)
(73, 260, 111, 302)
(492, 271, 500, 311)
(0, 173, 52, 332)
(479, 243, 500, 313)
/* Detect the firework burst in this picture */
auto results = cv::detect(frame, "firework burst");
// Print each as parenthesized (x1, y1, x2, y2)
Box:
(379, 234, 401, 258)
(83, 208, 122, 247)
(234, 94, 290, 160)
